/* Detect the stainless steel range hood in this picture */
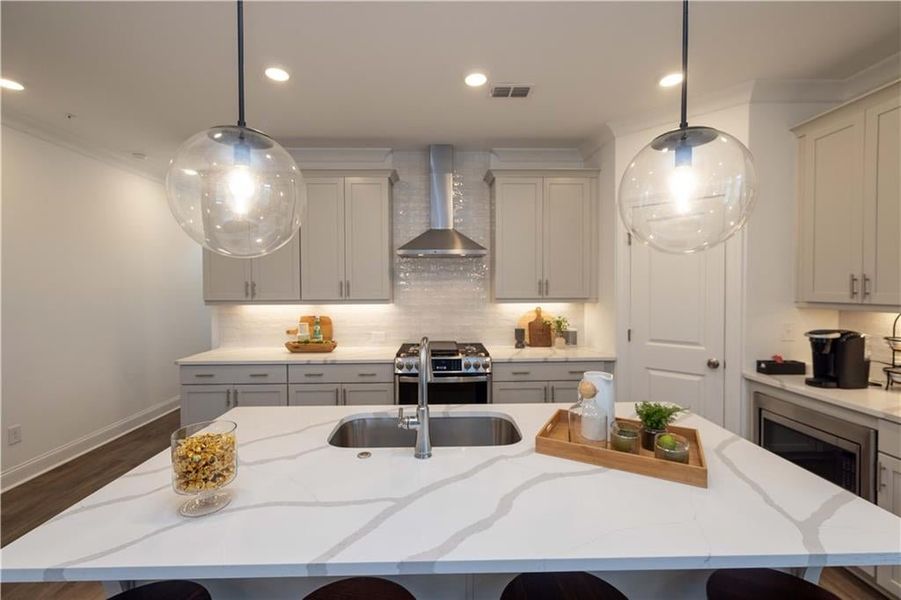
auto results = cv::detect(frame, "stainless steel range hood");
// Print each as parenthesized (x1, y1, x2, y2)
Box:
(396, 145, 487, 257)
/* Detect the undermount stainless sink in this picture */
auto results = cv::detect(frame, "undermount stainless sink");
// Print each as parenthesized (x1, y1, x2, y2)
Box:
(328, 413, 522, 448)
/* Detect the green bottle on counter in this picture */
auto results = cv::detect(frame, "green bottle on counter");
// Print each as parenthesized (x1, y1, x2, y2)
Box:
(312, 316, 323, 342)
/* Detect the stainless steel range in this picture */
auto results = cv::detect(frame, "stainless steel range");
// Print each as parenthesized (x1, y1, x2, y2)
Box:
(395, 341, 491, 405)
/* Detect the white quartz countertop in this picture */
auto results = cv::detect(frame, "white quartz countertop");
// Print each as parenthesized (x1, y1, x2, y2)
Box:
(744, 371, 901, 424)
(176, 346, 616, 365)
(2, 403, 898, 583)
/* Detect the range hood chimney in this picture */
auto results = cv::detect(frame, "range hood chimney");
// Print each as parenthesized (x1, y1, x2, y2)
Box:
(396, 145, 487, 257)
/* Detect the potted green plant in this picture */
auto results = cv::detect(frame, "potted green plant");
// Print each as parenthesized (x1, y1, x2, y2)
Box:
(634, 402, 685, 451)
(550, 316, 569, 349)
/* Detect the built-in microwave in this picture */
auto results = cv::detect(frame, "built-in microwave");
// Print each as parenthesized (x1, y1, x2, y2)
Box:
(755, 393, 877, 503)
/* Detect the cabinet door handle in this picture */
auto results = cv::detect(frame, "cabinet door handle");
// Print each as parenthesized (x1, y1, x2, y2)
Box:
(251, 281, 257, 299)
(342, 388, 347, 405)
(304, 372, 324, 377)
(551, 385, 555, 402)
(249, 373, 269, 378)
(879, 461, 887, 489)
(335, 388, 340, 405)
(512, 370, 531, 375)
(863, 274, 871, 298)
(538, 280, 543, 296)
(357, 373, 377, 377)
(339, 280, 344, 298)
(194, 373, 215, 379)
(346, 280, 350, 298)
(568, 370, 584, 375)
(545, 279, 550, 296)
(244, 281, 250, 298)
(233, 389, 239, 407)
(226, 388, 231, 408)
(849, 273, 859, 298)
(543, 386, 548, 403)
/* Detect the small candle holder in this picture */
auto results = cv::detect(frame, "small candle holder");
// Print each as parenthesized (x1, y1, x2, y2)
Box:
(654, 432, 690, 464)
(609, 421, 640, 454)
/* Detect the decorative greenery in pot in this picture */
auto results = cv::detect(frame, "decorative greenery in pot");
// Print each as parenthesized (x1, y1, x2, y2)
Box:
(549, 316, 569, 348)
(634, 402, 685, 451)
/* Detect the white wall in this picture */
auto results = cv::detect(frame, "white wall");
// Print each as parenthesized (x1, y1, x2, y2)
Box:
(743, 101, 840, 366)
(839, 310, 900, 380)
(212, 149, 591, 349)
(1, 124, 210, 489)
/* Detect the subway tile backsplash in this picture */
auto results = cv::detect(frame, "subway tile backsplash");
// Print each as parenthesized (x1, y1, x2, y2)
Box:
(212, 150, 586, 348)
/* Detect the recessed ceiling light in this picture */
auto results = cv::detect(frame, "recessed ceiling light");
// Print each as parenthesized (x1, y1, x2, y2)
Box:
(0, 78, 25, 91)
(265, 67, 290, 82)
(464, 72, 488, 87)
(658, 72, 683, 88)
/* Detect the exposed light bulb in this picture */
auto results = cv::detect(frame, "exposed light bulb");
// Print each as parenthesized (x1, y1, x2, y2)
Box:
(668, 164, 696, 214)
(226, 165, 257, 216)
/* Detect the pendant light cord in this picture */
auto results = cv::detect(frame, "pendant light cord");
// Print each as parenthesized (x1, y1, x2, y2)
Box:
(236, 0, 246, 128)
(679, 0, 689, 130)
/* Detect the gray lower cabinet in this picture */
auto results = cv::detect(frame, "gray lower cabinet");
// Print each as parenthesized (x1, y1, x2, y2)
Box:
(180, 383, 288, 425)
(491, 361, 614, 405)
(492, 381, 547, 404)
(289, 382, 394, 406)
(877, 451, 901, 597)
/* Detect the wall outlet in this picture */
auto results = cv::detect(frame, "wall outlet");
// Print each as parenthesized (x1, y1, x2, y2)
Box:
(780, 323, 796, 342)
(7, 424, 22, 446)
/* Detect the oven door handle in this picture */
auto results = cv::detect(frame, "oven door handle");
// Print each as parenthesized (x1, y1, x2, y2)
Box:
(397, 375, 490, 384)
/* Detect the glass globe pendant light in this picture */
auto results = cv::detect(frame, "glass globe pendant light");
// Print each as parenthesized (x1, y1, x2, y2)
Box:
(618, 0, 757, 254)
(166, 1, 304, 258)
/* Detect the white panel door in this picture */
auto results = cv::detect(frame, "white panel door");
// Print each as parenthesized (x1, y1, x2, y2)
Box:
(203, 250, 251, 301)
(863, 96, 901, 307)
(877, 452, 901, 596)
(232, 384, 288, 407)
(301, 178, 346, 301)
(289, 383, 341, 406)
(344, 178, 391, 300)
(342, 383, 394, 405)
(180, 385, 231, 425)
(494, 178, 544, 299)
(492, 381, 547, 404)
(543, 178, 591, 299)
(251, 234, 300, 301)
(630, 244, 726, 424)
(799, 113, 865, 303)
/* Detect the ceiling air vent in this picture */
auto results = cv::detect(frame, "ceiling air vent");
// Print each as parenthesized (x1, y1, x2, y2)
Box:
(490, 84, 532, 98)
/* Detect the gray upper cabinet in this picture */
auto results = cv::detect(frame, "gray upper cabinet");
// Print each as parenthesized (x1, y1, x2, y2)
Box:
(301, 171, 396, 303)
(795, 82, 900, 308)
(202, 170, 395, 304)
(203, 234, 300, 302)
(486, 170, 596, 301)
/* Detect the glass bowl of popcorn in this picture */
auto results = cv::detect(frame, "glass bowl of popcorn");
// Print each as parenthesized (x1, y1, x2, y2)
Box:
(171, 420, 237, 517)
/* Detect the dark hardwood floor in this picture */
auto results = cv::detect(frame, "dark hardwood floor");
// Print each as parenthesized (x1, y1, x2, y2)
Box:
(1, 409, 180, 600)
(0, 408, 889, 600)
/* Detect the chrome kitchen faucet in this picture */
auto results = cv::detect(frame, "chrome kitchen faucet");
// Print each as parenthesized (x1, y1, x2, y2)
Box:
(398, 336, 432, 458)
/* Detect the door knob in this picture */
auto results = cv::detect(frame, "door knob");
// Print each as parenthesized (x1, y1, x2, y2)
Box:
(707, 358, 720, 369)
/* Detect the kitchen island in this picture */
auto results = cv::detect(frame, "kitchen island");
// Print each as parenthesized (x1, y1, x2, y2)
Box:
(2, 403, 899, 599)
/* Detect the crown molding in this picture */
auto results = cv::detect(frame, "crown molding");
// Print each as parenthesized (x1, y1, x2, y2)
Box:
(841, 52, 900, 100)
(287, 147, 393, 170)
(488, 147, 585, 169)
(1, 111, 164, 183)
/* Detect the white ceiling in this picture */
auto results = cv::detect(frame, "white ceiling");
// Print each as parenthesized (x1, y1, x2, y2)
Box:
(2, 1, 899, 177)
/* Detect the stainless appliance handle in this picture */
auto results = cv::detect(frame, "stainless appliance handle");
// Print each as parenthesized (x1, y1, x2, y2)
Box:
(397, 375, 489, 384)
(850, 273, 859, 298)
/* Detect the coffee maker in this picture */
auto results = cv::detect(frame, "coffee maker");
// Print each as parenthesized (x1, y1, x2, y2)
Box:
(804, 330, 869, 389)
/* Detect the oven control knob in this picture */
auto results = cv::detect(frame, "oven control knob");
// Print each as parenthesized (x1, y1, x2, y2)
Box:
(395, 358, 404, 370)
(463, 360, 472, 369)
(405, 360, 415, 371)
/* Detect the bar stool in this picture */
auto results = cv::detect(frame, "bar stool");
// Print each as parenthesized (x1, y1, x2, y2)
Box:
(706, 568, 839, 600)
(109, 581, 211, 600)
(500, 572, 629, 600)
(304, 577, 415, 600)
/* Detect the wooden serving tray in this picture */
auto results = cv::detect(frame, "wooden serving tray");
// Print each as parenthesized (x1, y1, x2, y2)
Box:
(535, 410, 708, 488)
(285, 340, 338, 353)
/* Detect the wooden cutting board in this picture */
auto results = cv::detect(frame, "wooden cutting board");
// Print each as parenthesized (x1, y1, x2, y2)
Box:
(527, 307, 552, 347)
(516, 307, 555, 346)
(299, 316, 333, 341)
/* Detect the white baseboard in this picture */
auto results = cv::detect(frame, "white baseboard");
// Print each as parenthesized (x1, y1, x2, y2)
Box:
(0, 396, 179, 492)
